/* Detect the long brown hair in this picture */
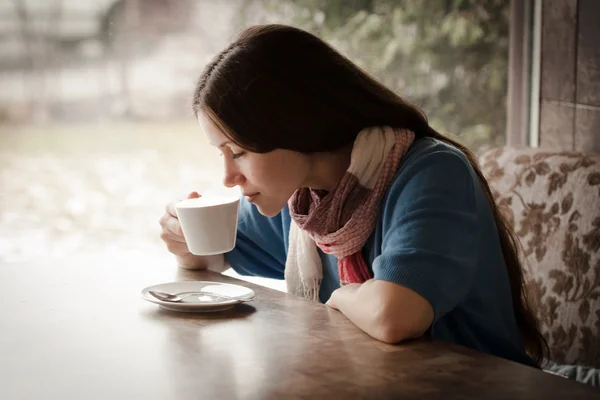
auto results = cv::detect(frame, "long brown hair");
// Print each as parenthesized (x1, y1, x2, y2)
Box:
(192, 24, 548, 364)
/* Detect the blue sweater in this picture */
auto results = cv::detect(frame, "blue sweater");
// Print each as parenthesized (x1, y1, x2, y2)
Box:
(225, 137, 536, 367)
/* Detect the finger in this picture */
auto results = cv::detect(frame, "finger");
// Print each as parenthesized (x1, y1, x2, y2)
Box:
(158, 213, 172, 227)
(163, 216, 184, 237)
(158, 213, 183, 236)
(165, 192, 201, 217)
(160, 225, 187, 243)
(166, 201, 177, 217)
(164, 239, 191, 256)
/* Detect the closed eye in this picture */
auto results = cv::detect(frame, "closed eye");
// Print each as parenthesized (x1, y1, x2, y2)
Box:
(231, 151, 246, 160)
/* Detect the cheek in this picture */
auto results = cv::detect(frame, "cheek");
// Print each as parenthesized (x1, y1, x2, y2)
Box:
(245, 152, 308, 191)
(244, 159, 281, 183)
(275, 155, 309, 182)
(270, 165, 304, 189)
(242, 162, 269, 184)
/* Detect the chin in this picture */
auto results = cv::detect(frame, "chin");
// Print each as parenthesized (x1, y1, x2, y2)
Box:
(256, 203, 284, 217)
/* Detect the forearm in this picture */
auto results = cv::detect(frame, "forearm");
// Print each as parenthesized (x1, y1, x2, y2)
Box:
(327, 279, 433, 344)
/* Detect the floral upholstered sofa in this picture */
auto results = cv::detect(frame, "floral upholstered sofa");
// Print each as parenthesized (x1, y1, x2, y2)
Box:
(479, 147, 600, 378)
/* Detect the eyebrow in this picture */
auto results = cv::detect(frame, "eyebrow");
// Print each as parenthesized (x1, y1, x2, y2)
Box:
(218, 141, 231, 148)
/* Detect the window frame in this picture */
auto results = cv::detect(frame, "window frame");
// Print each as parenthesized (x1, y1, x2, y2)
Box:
(507, 0, 541, 147)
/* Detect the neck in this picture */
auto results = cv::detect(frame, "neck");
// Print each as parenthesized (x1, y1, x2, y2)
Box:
(303, 145, 353, 191)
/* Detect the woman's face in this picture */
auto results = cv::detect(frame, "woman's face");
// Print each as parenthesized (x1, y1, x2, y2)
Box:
(197, 110, 312, 217)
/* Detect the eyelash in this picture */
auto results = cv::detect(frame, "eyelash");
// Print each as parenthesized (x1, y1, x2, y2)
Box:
(231, 151, 246, 160)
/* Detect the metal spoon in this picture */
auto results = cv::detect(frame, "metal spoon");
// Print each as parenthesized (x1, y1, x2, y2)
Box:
(148, 290, 250, 303)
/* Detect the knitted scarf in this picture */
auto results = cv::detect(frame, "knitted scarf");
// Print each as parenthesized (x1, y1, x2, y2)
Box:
(285, 126, 415, 301)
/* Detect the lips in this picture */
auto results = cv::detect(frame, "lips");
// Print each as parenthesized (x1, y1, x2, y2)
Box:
(243, 192, 260, 203)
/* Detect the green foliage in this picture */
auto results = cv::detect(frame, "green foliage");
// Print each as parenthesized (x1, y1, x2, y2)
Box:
(240, 0, 510, 153)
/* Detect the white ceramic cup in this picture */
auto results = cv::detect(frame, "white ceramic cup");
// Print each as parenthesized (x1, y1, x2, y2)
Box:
(174, 196, 240, 255)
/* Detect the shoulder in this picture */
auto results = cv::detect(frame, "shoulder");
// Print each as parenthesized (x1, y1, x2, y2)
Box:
(382, 137, 478, 214)
(399, 137, 473, 175)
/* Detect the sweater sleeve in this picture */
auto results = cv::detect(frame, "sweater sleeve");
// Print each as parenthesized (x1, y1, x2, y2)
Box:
(372, 150, 480, 322)
(224, 197, 287, 280)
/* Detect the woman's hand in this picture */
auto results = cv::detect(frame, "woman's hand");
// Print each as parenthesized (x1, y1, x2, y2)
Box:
(159, 192, 207, 269)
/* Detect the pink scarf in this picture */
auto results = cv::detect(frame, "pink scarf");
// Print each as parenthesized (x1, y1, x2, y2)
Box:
(285, 126, 415, 301)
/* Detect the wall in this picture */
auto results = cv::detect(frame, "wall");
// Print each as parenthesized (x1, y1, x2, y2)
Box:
(539, 0, 600, 153)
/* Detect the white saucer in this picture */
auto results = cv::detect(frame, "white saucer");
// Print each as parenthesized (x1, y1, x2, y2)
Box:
(141, 281, 255, 313)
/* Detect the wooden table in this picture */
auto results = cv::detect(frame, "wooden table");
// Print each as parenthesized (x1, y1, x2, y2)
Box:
(1, 255, 598, 400)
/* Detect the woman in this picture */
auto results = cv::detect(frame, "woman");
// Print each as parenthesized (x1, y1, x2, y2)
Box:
(159, 24, 547, 367)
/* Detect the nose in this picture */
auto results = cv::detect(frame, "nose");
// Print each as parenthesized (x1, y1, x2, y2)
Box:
(222, 158, 245, 188)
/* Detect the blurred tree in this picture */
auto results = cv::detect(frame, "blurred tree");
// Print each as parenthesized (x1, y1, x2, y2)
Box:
(12, 0, 65, 123)
(240, 0, 509, 153)
(100, 0, 194, 55)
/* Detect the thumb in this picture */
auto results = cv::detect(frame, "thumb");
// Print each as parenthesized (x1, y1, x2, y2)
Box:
(187, 191, 201, 199)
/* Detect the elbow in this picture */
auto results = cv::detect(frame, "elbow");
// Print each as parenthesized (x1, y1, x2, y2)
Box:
(374, 321, 420, 344)
(357, 280, 434, 344)
(374, 326, 404, 344)
(371, 309, 431, 344)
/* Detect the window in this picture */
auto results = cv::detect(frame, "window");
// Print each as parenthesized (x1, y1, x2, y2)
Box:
(1, 1, 510, 286)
